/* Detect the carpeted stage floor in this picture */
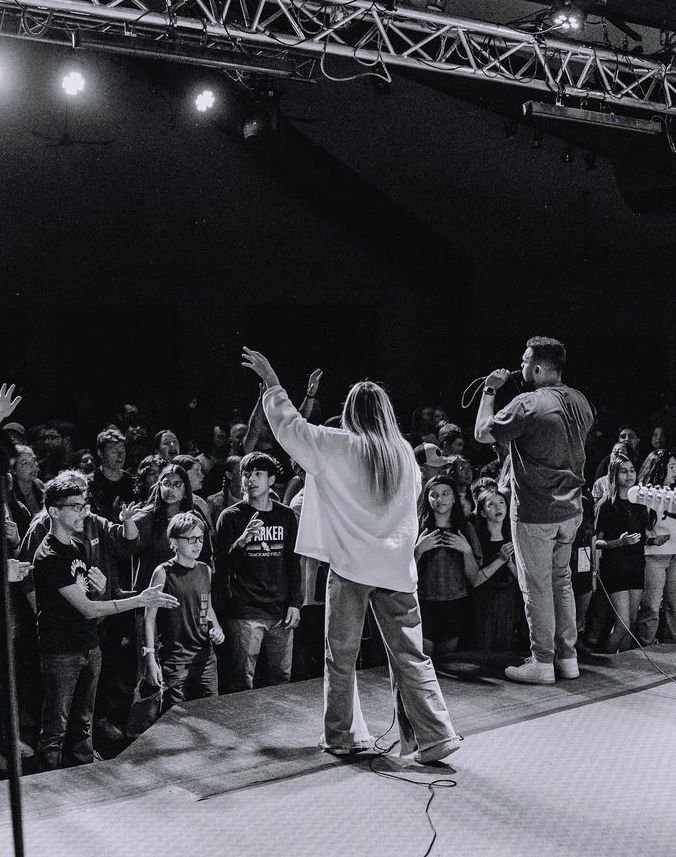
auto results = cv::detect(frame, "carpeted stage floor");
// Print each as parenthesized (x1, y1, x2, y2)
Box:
(2, 646, 676, 857)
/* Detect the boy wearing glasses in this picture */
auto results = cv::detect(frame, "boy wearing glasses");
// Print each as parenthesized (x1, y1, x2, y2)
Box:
(33, 474, 179, 769)
(143, 512, 224, 711)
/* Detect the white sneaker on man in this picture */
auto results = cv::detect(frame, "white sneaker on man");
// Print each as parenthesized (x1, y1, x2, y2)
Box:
(554, 657, 579, 679)
(505, 657, 555, 685)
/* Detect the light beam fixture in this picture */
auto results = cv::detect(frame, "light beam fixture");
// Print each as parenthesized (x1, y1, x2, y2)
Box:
(62, 70, 85, 96)
(195, 89, 215, 112)
(550, 2, 585, 32)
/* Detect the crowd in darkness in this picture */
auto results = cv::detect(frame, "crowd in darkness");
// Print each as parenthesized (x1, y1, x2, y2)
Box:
(2, 370, 676, 773)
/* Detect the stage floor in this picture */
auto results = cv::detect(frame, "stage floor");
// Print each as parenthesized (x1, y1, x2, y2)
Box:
(2, 646, 676, 857)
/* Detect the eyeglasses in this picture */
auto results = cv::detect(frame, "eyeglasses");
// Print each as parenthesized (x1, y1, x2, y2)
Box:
(177, 535, 204, 545)
(57, 503, 91, 514)
(160, 480, 184, 489)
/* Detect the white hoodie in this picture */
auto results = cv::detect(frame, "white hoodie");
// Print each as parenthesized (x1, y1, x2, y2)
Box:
(262, 385, 421, 592)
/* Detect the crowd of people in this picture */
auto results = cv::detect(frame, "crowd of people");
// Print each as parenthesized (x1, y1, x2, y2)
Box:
(1, 341, 675, 773)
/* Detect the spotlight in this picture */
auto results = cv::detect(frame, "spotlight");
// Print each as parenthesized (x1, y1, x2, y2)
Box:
(62, 71, 85, 96)
(551, 3, 585, 32)
(195, 89, 216, 112)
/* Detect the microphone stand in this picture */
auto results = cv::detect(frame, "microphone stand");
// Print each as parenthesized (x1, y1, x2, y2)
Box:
(0, 429, 25, 857)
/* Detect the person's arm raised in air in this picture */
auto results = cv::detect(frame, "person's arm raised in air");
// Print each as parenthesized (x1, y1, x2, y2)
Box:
(474, 369, 511, 444)
(299, 368, 322, 422)
(0, 383, 22, 424)
(242, 386, 266, 454)
(241, 348, 326, 475)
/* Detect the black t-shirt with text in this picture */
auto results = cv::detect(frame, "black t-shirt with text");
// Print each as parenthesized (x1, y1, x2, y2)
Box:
(213, 500, 301, 619)
(32, 534, 99, 654)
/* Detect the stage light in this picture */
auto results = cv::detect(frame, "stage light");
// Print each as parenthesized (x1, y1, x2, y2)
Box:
(195, 89, 216, 112)
(62, 71, 85, 96)
(551, 3, 585, 31)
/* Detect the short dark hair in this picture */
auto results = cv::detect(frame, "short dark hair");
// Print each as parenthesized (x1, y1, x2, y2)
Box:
(438, 422, 462, 445)
(96, 428, 126, 453)
(172, 454, 199, 472)
(240, 451, 278, 477)
(44, 473, 88, 511)
(167, 511, 205, 540)
(526, 336, 567, 372)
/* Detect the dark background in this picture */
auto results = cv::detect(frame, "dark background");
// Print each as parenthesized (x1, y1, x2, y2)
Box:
(2, 28, 674, 446)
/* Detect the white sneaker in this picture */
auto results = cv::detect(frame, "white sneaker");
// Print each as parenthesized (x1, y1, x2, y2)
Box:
(555, 657, 579, 679)
(505, 657, 555, 685)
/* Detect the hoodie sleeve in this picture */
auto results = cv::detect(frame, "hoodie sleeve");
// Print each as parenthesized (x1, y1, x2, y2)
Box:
(262, 385, 328, 477)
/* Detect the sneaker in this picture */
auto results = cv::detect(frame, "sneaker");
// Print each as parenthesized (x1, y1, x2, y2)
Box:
(94, 718, 124, 742)
(505, 657, 555, 685)
(415, 734, 462, 766)
(555, 656, 579, 679)
(319, 736, 373, 756)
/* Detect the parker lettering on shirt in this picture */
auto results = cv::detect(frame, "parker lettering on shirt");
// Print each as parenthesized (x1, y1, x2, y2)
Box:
(246, 525, 285, 556)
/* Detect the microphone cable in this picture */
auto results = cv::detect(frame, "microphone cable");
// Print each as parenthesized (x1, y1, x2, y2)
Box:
(460, 371, 522, 410)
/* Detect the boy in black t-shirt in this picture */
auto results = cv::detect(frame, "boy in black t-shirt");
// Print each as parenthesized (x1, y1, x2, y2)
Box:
(33, 474, 179, 770)
(143, 512, 224, 711)
(214, 452, 301, 692)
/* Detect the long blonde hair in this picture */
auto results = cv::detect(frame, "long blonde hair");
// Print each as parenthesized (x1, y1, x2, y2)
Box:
(341, 381, 414, 506)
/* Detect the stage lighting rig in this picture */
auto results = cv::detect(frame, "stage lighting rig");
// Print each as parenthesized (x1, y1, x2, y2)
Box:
(550, 2, 585, 32)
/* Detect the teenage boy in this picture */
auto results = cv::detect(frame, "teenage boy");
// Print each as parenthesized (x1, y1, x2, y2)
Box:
(90, 428, 135, 522)
(214, 452, 301, 692)
(33, 473, 178, 770)
(143, 512, 224, 711)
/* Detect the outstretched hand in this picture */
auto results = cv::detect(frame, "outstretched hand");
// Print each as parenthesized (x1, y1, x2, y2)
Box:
(242, 347, 280, 389)
(0, 383, 22, 423)
(307, 368, 323, 397)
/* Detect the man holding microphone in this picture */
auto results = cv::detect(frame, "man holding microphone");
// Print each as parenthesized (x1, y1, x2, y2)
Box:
(474, 337, 593, 684)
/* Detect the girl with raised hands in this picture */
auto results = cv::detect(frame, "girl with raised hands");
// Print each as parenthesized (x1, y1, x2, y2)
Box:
(241, 347, 461, 767)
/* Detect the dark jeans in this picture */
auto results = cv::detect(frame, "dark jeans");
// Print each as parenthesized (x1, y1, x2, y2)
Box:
(161, 650, 218, 712)
(38, 646, 102, 771)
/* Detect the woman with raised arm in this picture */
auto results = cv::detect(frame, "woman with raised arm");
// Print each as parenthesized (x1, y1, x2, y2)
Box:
(241, 348, 461, 766)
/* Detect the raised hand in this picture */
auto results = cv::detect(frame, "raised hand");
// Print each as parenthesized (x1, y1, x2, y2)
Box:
(484, 369, 511, 391)
(0, 383, 22, 423)
(119, 501, 143, 522)
(236, 511, 264, 548)
(139, 583, 179, 609)
(241, 347, 280, 389)
(307, 369, 323, 397)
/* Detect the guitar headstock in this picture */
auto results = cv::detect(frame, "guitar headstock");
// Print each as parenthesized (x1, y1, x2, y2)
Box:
(627, 483, 676, 511)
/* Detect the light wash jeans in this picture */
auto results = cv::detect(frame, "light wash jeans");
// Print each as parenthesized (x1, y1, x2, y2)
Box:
(511, 514, 582, 664)
(225, 617, 293, 692)
(322, 570, 459, 763)
(636, 554, 676, 645)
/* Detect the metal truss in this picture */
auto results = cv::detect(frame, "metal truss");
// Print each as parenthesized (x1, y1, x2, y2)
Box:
(2, 0, 676, 115)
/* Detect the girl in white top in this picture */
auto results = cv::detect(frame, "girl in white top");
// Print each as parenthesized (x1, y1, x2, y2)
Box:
(242, 348, 460, 765)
